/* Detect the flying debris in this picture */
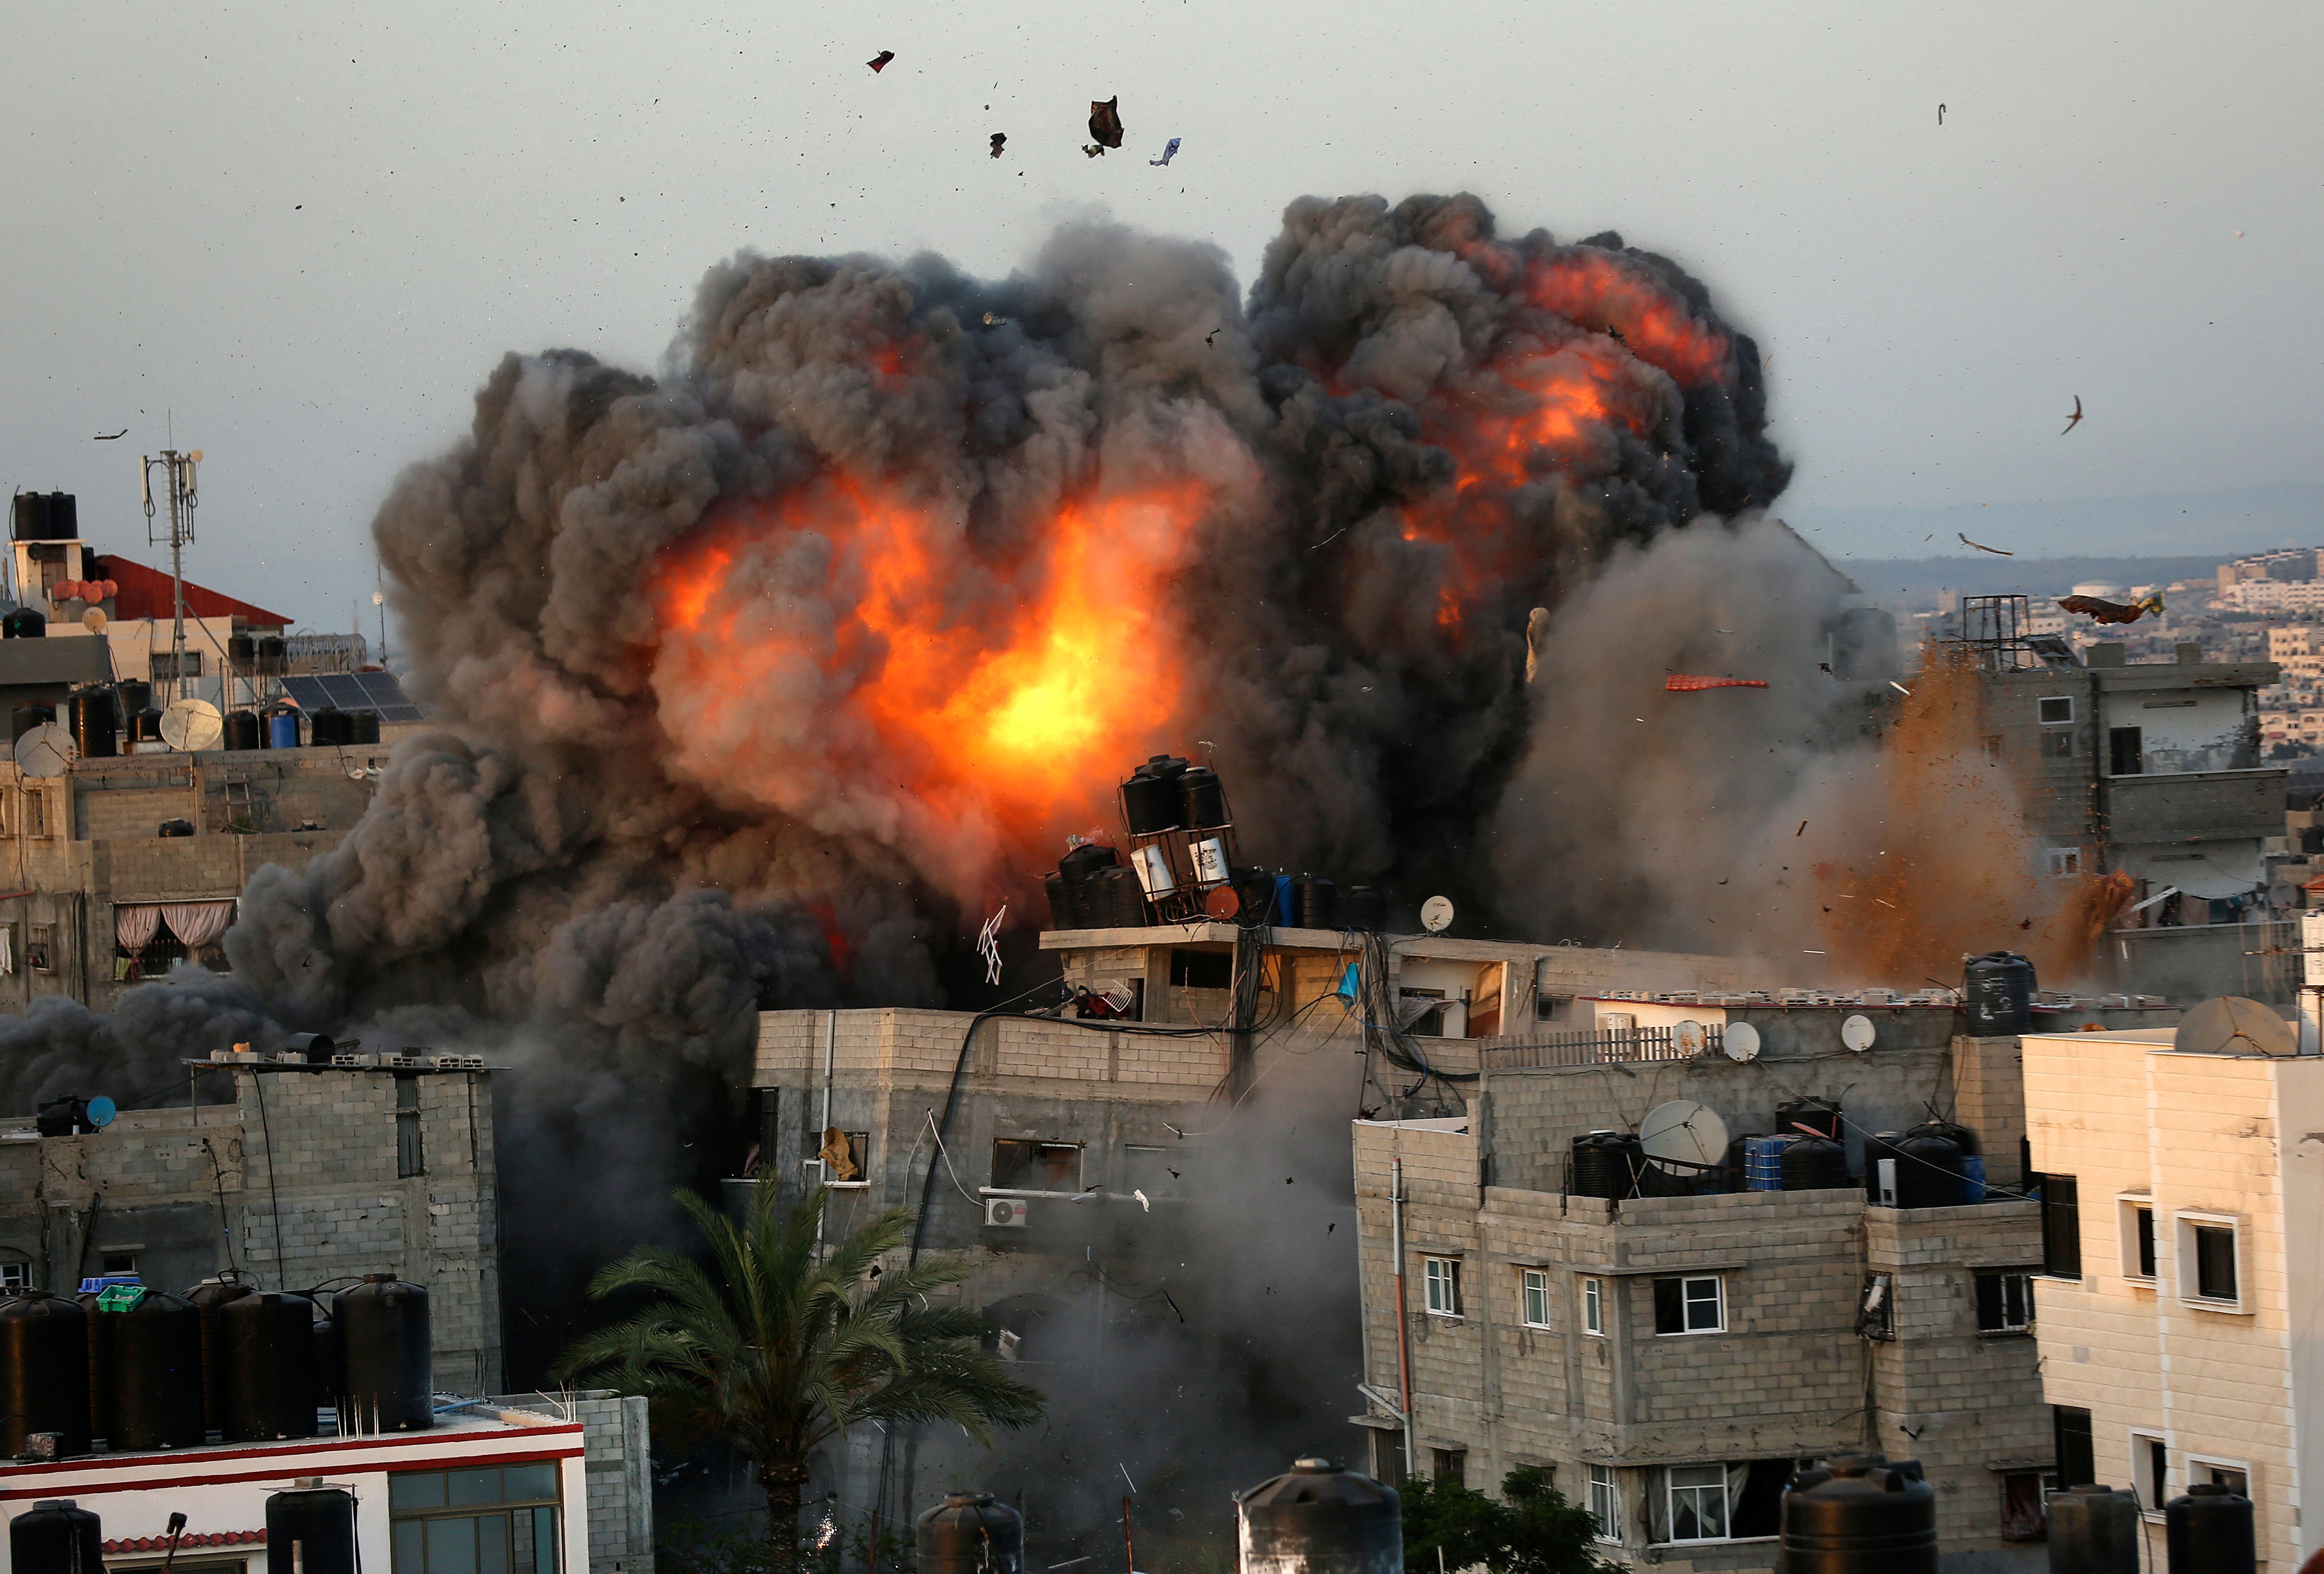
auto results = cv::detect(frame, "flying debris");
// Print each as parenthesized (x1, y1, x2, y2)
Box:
(989, 132, 1006, 159)
(1150, 137, 1180, 167)
(1938, 103, 1946, 124)
(1958, 532, 2014, 556)
(93, 429, 127, 441)
(2060, 395, 2083, 435)
(982, 311, 1011, 326)
(1087, 96, 1123, 152)
(2059, 592, 2165, 626)
(1665, 675, 1769, 692)
(1134, 1189, 1151, 1212)
(867, 50, 894, 72)
(1205, 328, 1219, 345)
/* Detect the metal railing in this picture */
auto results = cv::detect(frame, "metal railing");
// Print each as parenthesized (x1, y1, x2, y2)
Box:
(1480, 1024, 1721, 1071)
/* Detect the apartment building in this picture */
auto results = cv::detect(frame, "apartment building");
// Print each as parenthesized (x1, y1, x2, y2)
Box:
(2022, 1025, 2324, 1570)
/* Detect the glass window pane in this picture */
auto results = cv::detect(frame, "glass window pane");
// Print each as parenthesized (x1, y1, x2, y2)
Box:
(504, 1464, 558, 1503)
(393, 1473, 448, 1511)
(427, 1518, 479, 1574)
(533, 1507, 559, 1574)
(480, 1513, 511, 1574)
(449, 1469, 504, 1507)
(394, 1520, 425, 1574)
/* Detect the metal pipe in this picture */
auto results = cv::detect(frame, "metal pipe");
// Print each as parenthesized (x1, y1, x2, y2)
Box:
(1390, 1158, 1413, 1478)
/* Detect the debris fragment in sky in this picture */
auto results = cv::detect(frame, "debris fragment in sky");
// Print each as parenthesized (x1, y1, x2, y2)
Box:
(989, 132, 1006, 159)
(2060, 593, 2164, 625)
(1957, 532, 2013, 556)
(867, 50, 894, 72)
(1087, 96, 1123, 151)
(1150, 136, 1180, 166)
(1134, 1189, 1150, 1212)
(1665, 674, 1769, 691)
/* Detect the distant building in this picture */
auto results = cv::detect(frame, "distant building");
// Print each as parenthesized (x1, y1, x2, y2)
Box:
(2021, 1024, 2324, 1569)
(2218, 548, 2322, 590)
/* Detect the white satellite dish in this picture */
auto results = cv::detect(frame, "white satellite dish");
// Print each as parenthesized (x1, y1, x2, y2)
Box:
(1419, 895, 1455, 934)
(2175, 996, 2297, 1058)
(1639, 1099, 1729, 1177)
(13, 723, 75, 778)
(1673, 1020, 1708, 1057)
(159, 698, 224, 752)
(1841, 1014, 1877, 1053)
(1722, 1020, 1761, 1061)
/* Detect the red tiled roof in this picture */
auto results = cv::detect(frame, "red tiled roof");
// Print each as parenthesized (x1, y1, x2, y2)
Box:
(104, 1531, 266, 1552)
(83, 554, 292, 629)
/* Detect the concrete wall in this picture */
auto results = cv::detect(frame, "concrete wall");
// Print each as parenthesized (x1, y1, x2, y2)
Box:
(0, 1065, 502, 1393)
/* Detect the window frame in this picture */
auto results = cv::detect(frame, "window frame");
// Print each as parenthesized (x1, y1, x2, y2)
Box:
(1665, 1463, 1731, 1544)
(387, 1463, 564, 1574)
(1422, 1255, 1463, 1319)
(2038, 696, 2076, 726)
(2037, 1173, 2082, 1280)
(2175, 1212, 2247, 1313)
(1587, 1464, 1620, 1544)
(1519, 1268, 1551, 1329)
(988, 1138, 1082, 1194)
(1580, 1275, 1604, 1337)
(1652, 1274, 1726, 1336)
(395, 1073, 425, 1179)
(2117, 1195, 2156, 1284)
(1974, 1269, 2036, 1335)
(2130, 1430, 2168, 1516)
(2055, 1405, 2096, 1488)
(2186, 1456, 2249, 1502)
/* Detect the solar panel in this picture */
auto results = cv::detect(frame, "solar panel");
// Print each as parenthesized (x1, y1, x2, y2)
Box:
(319, 674, 371, 708)
(357, 671, 423, 722)
(278, 671, 424, 723)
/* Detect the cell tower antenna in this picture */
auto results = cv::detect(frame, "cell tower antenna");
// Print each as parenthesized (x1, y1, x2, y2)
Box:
(140, 445, 201, 700)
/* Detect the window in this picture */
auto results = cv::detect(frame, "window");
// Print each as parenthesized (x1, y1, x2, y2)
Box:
(991, 1139, 1081, 1192)
(1666, 1464, 1729, 1543)
(1975, 1270, 2035, 1334)
(1581, 1276, 1604, 1336)
(1652, 1275, 1724, 1335)
(1121, 1145, 1181, 1201)
(2119, 1199, 2156, 1281)
(1587, 1466, 1619, 1542)
(818, 1128, 870, 1185)
(27, 924, 53, 973)
(2038, 697, 2075, 725)
(395, 1075, 425, 1178)
(149, 651, 205, 681)
(390, 1463, 561, 1574)
(2179, 1215, 2241, 1307)
(1858, 1273, 1893, 1341)
(2132, 1433, 2168, 1512)
(2038, 1174, 2082, 1279)
(1432, 1449, 1466, 1485)
(1370, 1430, 1406, 1487)
(2109, 727, 2144, 775)
(2046, 847, 2083, 875)
(2055, 1406, 2096, 1489)
(23, 791, 46, 840)
(1169, 948, 1231, 990)
(2042, 732, 2076, 759)
(0, 1262, 27, 1290)
(1520, 1269, 1550, 1329)
(1423, 1256, 1463, 1317)
(98, 1251, 137, 1276)
(2000, 1473, 2047, 1542)
(2193, 1461, 2247, 1498)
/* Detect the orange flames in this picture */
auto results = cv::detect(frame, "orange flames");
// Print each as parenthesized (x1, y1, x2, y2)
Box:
(649, 476, 1207, 900)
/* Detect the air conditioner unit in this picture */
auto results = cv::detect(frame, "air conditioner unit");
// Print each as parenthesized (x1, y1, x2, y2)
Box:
(984, 1198, 1030, 1228)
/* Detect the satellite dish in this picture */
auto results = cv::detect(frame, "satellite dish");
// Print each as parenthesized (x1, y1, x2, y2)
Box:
(1203, 885, 1240, 920)
(1639, 1099, 1729, 1176)
(1722, 1021, 1761, 1062)
(159, 698, 223, 752)
(1419, 895, 1455, 934)
(81, 608, 106, 632)
(85, 1096, 116, 1129)
(1841, 1014, 1877, 1052)
(1673, 1020, 1708, 1057)
(13, 723, 74, 778)
(2175, 996, 2297, 1058)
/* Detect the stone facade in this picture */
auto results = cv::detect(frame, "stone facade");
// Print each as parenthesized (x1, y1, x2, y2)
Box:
(0, 1063, 502, 1393)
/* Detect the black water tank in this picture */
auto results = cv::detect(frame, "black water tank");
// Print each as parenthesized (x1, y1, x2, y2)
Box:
(1965, 952, 2036, 1035)
(1910, 1119, 1979, 1157)
(1571, 1132, 1642, 1200)
(107, 1289, 203, 1449)
(1043, 871, 1071, 929)
(1121, 755, 1189, 834)
(1776, 1098, 1843, 1140)
(1892, 1131, 1964, 1209)
(185, 1277, 254, 1437)
(348, 710, 382, 746)
(68, 689, 116, 759)
(1236, 1457, 1402, 1574)
(1293, 876, 1338, 930)
(1230, 866, 1277, 929)
(114, 679, 151, 721)
(13, 703, 54, 742)
(308, 707, 346, 746)
(221, 1292, 318, 1441)
(1090, 865, 1145, 929)
(130, 708, 164, 743)
(1341, 886, 1386, 932)
(2165, 1484, 2254, 1574)
(1179, 766, 1228, 829)
(1780, 1133, 1852, 1191)
(1057, 843, 1120, 929)
(0, 1293, 91, 1457)
(1779, 1454, 1936, 1574)
(2046, 1484, 2139, 1574)
(338, 1274, 432, 1433)
(227, 634, 257, 675)
(13, 493, 77, 541)
(915, 1492, 1024, 1574)
(10, 1499, 103, 1574)
(3, 608, 47, 640)
(72, 1289, 111, 1445)
(223, 710, 262, 751)
(312, 1300, 341, 1407)
(257, 636, 287, 676)
(267, 1487, 357, 1574)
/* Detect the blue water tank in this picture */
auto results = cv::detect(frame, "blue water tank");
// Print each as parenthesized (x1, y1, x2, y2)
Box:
(267, 712, 301, 750)
(1745, 1136, 1789, 1191)
(1273, 874, 1294, 925)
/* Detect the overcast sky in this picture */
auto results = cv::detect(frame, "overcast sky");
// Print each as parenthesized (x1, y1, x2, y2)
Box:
(1, 0, 2317, 634)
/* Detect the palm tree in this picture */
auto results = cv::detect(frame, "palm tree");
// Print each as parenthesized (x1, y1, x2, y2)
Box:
(553, 1183, 1045, 1566)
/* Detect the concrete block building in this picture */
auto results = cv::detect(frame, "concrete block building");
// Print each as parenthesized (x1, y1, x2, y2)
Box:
(0, 1060, 502, 1393)
(2023, 1025, 2324, 1569)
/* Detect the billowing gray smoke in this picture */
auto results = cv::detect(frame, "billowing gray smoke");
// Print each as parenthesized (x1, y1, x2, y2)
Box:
(0, 191, 1790, 1374)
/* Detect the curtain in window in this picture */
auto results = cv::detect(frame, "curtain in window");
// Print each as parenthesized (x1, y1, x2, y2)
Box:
(115, 903, 162, 952)
(161, 900, 236, 950)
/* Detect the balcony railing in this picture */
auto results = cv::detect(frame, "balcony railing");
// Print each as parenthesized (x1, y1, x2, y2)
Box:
(1480, 1025, 1721, 1071)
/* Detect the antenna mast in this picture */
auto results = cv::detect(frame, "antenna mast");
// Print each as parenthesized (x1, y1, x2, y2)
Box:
(140, 448, 200, 700)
